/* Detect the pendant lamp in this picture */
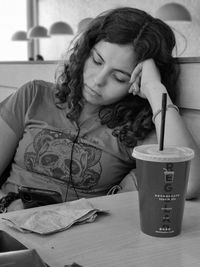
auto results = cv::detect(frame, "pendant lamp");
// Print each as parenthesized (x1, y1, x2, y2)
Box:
(155, 3, 191, 21)
(11, 30, 28, 41)
(27, 25, 50, 39)
(49, 21, 74, 35)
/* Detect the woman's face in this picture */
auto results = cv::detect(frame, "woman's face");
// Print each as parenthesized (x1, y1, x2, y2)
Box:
(83, 41, 136, 106)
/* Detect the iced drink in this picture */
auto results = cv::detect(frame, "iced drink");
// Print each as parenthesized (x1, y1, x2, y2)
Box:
(132, 144, 194, 237)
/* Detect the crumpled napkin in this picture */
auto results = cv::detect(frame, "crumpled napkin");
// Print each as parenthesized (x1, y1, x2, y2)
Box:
(2, 198, 108, 235)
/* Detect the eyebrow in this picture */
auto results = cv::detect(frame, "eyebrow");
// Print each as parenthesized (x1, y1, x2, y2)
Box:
(93, 48, 132, 78)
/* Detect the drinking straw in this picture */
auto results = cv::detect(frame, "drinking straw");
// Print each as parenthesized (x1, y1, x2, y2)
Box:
(159, 93, 167, 151)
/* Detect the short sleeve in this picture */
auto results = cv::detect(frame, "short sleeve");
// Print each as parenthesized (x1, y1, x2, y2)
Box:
(0, 81, 35, 139)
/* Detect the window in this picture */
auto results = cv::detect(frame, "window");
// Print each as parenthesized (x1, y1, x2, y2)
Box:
(0, 0, 27, 61)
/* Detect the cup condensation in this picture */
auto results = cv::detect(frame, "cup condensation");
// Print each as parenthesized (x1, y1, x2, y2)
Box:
(132, 144, 194, 237)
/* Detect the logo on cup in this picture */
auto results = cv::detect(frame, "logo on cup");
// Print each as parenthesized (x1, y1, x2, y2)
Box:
(163, 168, 174, 183)
(163, 163, 174, 192)
(160, 163, 174, 233)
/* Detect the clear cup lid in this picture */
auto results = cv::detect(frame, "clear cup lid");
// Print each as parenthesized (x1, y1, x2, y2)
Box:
(132, 144, 195, 162)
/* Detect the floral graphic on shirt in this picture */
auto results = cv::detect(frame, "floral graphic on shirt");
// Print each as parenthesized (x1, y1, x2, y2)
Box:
(24, 129, 102, 189)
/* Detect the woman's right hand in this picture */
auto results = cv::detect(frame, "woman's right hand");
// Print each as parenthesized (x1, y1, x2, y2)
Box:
(129, 59, 165, 100)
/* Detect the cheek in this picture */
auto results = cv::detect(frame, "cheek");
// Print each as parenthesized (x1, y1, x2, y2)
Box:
(83, 60, 94, 81)
(113, 83, 130, 96)
(116, 88, 129, 100)
(105, 85, 130, 103)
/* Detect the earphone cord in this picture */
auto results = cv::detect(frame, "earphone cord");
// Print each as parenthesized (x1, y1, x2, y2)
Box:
(64, 126, 80, 202)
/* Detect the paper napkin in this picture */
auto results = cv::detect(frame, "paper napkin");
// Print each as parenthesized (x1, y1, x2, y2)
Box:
(2, 198, 108, 235)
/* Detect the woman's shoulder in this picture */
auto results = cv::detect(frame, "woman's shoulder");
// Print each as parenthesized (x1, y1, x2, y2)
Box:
(16, 80, 55, 101)
(27, 79, 55, 94)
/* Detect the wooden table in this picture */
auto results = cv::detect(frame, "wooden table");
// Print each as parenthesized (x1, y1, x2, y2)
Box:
(0, 191, 200, 267)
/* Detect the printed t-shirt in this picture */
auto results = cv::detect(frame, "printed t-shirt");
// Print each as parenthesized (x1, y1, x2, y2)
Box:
(0, 80, 136, 201)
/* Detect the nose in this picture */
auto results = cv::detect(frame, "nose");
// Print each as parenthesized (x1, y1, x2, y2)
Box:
(94, 69, 107, 87)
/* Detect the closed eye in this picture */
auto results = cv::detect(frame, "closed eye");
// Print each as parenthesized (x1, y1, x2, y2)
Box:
(92, 55, 102, 65)
(92, 52, 103, 65)
(91, 47, 131, 84)
(113, 73, 129, 84)
(115, 78, 127, 83)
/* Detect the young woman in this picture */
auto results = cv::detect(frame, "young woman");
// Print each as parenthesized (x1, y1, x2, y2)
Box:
(0, 7, 199, 211)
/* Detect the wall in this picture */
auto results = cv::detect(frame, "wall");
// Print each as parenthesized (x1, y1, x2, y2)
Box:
(38, 0, 200, 60)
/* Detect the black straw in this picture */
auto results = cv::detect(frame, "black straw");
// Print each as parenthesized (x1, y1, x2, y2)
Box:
(159, 93, 167, 151)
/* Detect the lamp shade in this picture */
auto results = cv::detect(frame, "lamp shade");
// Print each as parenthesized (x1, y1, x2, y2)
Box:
(155, 3, 191, 21)
(77, 17, 93, 33)
(27, 25, 49, 39)
(49, 21, 74, 35)
(11, 31, 28, 41)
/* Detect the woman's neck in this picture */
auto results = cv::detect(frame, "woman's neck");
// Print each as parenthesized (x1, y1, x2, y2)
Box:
(79, 101, 100, 124)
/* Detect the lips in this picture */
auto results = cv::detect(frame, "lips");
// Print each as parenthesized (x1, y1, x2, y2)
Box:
(84, 84, 101, 97)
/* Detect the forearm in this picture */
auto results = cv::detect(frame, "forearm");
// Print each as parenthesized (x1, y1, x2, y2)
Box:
(0, 117, 18, 178)
(146, 82, 193, 147)
(146, 82, 200, 199)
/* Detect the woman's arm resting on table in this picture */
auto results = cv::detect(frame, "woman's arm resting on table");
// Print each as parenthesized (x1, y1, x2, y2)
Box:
(107, 170, 138, 195)
(0, 116, 18, 181)
(119, 170, 138, 192)
(0, 117, 24, 211)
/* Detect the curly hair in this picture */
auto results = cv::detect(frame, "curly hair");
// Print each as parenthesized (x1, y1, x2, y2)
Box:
(55, 7, 179, 147)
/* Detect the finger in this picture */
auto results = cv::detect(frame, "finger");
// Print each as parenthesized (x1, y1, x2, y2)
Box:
(135, 73, 141, 88)
(129, 72, 141, 94)
(129, 83, 139, 95)
(130, 62, 143, 83)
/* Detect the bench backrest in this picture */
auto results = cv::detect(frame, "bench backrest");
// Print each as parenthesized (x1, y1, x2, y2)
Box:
(177, 58, 200, 149)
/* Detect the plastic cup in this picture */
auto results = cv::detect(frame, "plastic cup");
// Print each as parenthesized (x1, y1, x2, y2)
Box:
(132, 144, 194, 237)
